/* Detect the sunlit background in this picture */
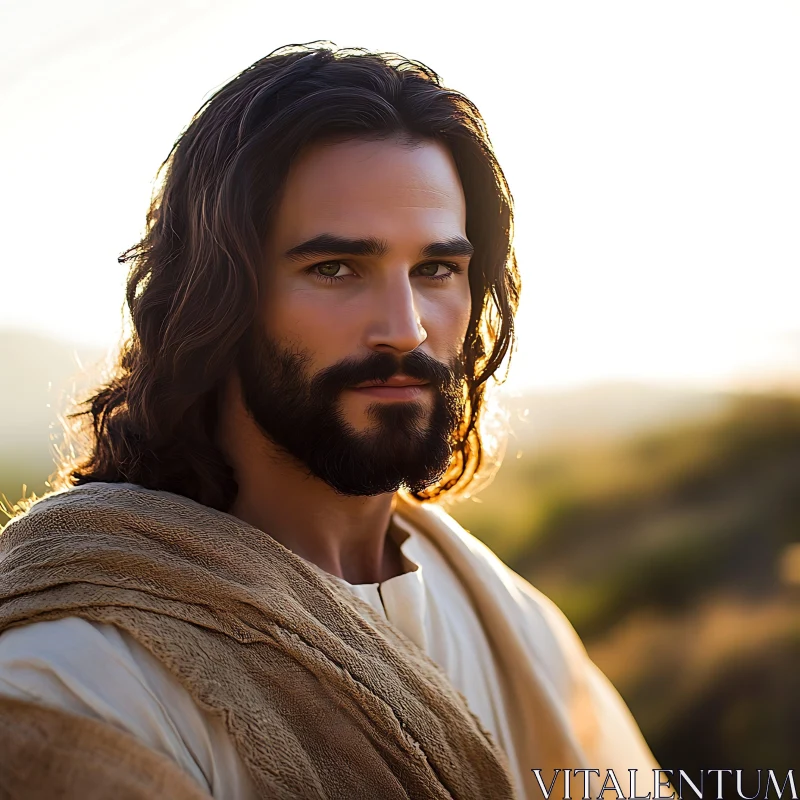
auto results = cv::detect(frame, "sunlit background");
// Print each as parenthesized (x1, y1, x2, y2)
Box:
(1, 0, 798, 781)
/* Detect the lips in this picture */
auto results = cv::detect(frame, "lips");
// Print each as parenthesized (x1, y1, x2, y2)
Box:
(352, 375, 430, 389)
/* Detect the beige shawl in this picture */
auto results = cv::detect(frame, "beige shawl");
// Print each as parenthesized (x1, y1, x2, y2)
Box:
(0, 483, 517, 799)
(0, 693, 212, 799)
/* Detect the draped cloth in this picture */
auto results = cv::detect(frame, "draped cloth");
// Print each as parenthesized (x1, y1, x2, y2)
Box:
(0, 483, 516, 799)
(0, 693, 211, 799)
(0, 482, 659, 798)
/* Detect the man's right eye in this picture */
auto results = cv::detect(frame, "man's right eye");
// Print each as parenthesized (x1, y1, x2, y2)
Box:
(306, 261, 356, 283)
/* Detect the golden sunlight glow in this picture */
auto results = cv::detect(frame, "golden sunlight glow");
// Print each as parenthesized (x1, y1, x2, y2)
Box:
(0, 0, 798, 393)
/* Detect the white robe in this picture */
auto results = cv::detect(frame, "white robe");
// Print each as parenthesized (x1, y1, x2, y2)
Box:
(0, 496, 659, 799)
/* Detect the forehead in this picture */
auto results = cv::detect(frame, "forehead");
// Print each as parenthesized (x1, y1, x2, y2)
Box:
(269, 136, 467, 248)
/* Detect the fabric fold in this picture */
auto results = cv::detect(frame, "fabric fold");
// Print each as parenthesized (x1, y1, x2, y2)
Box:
(0, 482, 516, 800)
(0, 693, 212, 800)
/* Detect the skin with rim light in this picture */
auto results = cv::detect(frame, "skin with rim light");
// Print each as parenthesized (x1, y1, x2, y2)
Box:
(217, 135, 473, 586)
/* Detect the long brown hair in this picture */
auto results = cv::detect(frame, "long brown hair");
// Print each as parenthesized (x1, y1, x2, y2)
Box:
(61, 43, 521, 510)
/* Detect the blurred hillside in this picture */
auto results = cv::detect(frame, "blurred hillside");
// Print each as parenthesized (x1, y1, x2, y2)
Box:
(452, 390, 800, 772)
(0, 327, 732, 505)
(1, 327, 798, 771)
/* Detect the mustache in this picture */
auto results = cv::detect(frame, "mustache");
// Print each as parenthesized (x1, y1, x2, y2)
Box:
(312, 350, 462, 395)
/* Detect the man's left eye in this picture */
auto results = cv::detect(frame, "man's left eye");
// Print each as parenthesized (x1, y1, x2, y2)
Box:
(416, 262, 462, 280)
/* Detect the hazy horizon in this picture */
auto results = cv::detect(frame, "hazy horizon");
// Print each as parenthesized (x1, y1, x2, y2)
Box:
(1, 1, 797, 394)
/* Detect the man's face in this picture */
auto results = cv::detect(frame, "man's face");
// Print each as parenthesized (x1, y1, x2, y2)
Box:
(237, 136, 473, 496)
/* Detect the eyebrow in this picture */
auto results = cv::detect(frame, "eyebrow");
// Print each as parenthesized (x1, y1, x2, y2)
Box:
(283, 233, 475, 262)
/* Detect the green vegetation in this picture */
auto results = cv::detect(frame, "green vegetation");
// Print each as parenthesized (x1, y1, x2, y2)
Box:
(452, 390, 800, 770)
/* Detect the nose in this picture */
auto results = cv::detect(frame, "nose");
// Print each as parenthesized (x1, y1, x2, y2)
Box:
(363, 274, 427, 354)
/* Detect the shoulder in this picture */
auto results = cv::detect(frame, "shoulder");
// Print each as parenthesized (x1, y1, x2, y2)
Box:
(399, 500, 578, 638)
(397, 497, 661, 769)
(397, 498, 619, 696)
(0, 617, 223, 793)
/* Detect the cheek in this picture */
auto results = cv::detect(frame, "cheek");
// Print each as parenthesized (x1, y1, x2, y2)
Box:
(423, 284, 472, 353)
(262, 287, 358, 360)
(456, 289, 473, 342)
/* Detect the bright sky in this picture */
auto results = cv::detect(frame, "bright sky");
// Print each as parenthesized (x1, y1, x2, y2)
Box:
(1, 0, 798, 392)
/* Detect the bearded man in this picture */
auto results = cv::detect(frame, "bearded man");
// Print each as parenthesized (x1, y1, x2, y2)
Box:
(0, 45, 661, 799)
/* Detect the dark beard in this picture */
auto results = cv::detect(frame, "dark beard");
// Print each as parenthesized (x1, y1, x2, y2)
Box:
(236, 327, 466, 496)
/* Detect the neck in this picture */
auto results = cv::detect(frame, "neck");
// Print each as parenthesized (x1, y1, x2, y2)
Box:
(218, 376, 407, 585)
